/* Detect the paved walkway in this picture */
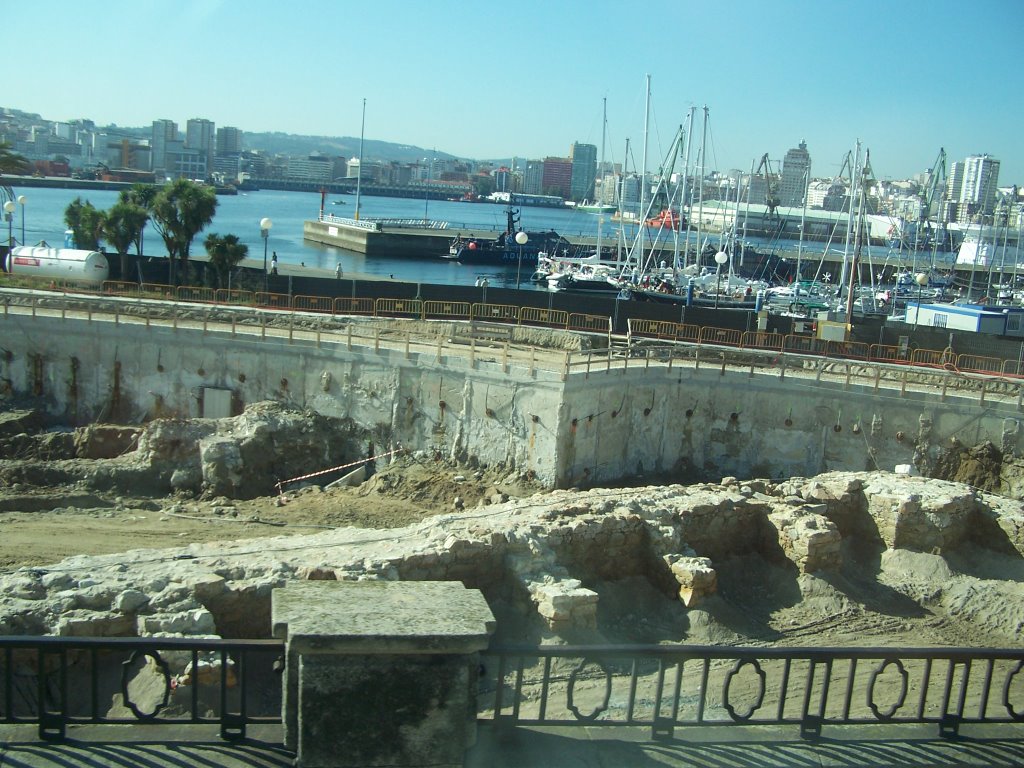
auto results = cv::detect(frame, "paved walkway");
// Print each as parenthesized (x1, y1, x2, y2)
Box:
(2, 723, 1023, 767)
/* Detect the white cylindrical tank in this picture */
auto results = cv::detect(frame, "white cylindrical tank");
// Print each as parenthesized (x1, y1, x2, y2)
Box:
(5, 246, 110, 285)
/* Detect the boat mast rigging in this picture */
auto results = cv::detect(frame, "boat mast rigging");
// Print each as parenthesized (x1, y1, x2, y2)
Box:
(354, 98, 366, 221)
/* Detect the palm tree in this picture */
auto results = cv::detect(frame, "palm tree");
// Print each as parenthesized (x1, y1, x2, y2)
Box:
(118, 184, 158, 255)
(204, 233, 249, 288)
(150, 179, 217, 285)
(103, 201, 150, 280)
(64, 197, 105, 251)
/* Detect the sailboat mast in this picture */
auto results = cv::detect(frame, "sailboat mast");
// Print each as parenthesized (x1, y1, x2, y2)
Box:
(638, 75, 651, 264)
(354, 97, 366, 221)
(681, 106, 695, 269)
(797, 164, 809, 281)
(695, 105, 708, 271)
(839, 140, 861, 293)
(596, 97, 606, 262)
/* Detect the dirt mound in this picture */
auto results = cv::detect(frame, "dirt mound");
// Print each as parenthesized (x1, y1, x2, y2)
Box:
(931, 439, 1002, 491)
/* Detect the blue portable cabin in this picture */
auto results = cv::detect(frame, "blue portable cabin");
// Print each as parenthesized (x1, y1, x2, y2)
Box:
(906, 302, 1024, 337)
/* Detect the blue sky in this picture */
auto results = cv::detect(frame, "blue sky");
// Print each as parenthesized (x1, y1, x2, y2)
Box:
(7, 0, 1023, 185)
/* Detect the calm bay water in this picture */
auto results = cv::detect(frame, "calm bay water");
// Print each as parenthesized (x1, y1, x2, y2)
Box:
(11, 186, 639, 288)
(12, 185, 866, 288)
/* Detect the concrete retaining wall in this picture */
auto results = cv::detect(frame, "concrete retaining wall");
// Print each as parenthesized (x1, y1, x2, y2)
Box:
(2, 310, 1021, 489)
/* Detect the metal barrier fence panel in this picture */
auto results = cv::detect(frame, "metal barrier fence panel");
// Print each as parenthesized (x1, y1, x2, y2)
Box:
(567, 313, 610, 335)
(783, 335, 823, 355)
(375, 298, 423, 319)
(955, 353, 1004, 375)
(521, 307, 569, 329)
(102, 281, 140, 296)
(293, 295, 335, 315)
(1002, 359, 1024, 378)
(480, 645, 1024, 739)
(423, 300, 472, 321)
(140, 283, 176, 299)
(869, 344, 904, 363)
(741, 331, 785, 352)
(471, 303, 520, 324)
(910, 348, 953, 368)
(333, 297, 375, 316)
(698, 326, 743, 347)
(824, 340, 871, 360)
(628, 319, 680, 341)
(677, 323, 701, 343)
(176, 286, 218, 303)
(255, 292, 292, 310)
(214, 289, 255, 305)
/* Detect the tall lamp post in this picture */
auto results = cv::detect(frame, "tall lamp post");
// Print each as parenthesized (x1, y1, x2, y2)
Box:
(17, 195, 26, 246)
(3, 201, 14, 251)
(515, 231, 528, 288)
(913, 271, 928, 329)
(260, 217, 273, 292)
(713, 250, 729, 309)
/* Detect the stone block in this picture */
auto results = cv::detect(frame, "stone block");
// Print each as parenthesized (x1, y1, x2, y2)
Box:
(665, 555, 717, 607)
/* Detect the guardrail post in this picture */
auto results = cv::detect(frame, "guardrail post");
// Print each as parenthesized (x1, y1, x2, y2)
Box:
(405, 332, 411, 360)
(289, 314, 294, 343)
(261, 314, 266, 339)
(815, 360, 824, 383)
(436, 337, 442, 363)
(845, 362, 851, 390)
(502, 342, 508, 373)
(695, 346, 701, 371)
(32, 297, 37, 318)
(979, 380, 987, 406)
(941, 376, 948, 401)
(779, 354, 785, 379)
(901, 369, 908, 397)
(375, 328, 381, 354)
(172, 307, 177, 330)
(530, 347, 536, 377)
(231, 316, 236, 337)
(874, 367, 880, 392)
(469, 337, 476, 368)
(562, 350, 570, 381)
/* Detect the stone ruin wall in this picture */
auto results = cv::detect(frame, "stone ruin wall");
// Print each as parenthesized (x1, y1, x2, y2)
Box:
(1, 471, 1022, 645)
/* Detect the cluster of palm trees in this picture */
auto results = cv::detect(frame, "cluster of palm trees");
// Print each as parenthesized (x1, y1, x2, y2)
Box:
(1, 142, 248, 288)
(63, 179, 248, 288)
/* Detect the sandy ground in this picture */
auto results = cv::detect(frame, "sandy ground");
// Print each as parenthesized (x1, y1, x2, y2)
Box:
(0, 454, 537, 570)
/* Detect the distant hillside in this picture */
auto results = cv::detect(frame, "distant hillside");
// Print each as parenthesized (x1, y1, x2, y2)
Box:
(242, 132, 456, 164)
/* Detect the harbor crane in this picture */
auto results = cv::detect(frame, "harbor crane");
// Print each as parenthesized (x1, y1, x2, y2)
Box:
(755, 153, 781, 220)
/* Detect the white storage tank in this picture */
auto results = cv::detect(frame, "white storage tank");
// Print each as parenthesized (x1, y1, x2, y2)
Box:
(4, 246, 110, 285)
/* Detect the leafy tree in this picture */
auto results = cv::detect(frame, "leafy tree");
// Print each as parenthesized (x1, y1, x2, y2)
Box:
(119, 184, 158, 255)
(150, 179, 217, 285)
(64, 197, 105, 251)
(103, 201, 150, 280)
(204, 233, 249, 288)
(473, 175, 495, 198)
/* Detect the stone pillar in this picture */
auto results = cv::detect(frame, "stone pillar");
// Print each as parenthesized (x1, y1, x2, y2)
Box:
(272, 581, 496, 768)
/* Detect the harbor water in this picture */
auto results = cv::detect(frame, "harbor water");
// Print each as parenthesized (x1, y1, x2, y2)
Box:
(7, 186, 950, 289)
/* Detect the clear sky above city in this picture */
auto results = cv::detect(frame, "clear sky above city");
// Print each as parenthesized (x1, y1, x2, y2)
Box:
(7, 0, 1023, 185)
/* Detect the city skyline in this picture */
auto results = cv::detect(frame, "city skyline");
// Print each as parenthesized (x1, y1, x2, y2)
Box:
(7, 0, 1024, 185)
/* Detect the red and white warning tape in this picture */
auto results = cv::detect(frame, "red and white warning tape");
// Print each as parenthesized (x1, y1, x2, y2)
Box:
(275, 446, 406, 495)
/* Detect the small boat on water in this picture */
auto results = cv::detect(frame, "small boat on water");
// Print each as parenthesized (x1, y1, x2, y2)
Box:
(445, 207, 573, 268)
(575, 200, 617, 214)
(332, 200, 346, 205)
(645, 208, 687, 230)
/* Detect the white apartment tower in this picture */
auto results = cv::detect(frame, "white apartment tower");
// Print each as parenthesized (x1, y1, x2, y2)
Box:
(186, 118, 216, 177)
(960, 154, 1000, 213)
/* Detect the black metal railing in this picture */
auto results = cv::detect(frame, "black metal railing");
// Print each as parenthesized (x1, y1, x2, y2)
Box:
(1, 635, 284, 741)
(480, 644, 1024, 739)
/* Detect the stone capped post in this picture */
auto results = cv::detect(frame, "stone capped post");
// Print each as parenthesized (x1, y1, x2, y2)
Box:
(272, 580, 496, 768)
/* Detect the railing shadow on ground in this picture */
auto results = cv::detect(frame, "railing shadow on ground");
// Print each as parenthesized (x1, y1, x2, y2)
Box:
(467, 725, 1024, 768)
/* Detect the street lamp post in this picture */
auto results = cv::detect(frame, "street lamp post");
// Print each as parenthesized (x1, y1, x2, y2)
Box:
(260, 217, 273, 292)
(515, 231, 529, 288)
(17, 195, 26, 246)
(3, 201, 14, 252)
(713, 250, 729, 309)
(913, 271, 928, 329)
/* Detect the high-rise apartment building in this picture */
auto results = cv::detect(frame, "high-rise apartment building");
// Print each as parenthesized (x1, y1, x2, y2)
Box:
(523, 160, 544, 195)
(541, 157, 572, 199)
(186, 118, 215, 178)
(960, 154, 1000, 213)
(778, 140, 811, 207)
(216, 126, 242, 156)
(569, 142, 597, 202)
(151, 119, 178, 175)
